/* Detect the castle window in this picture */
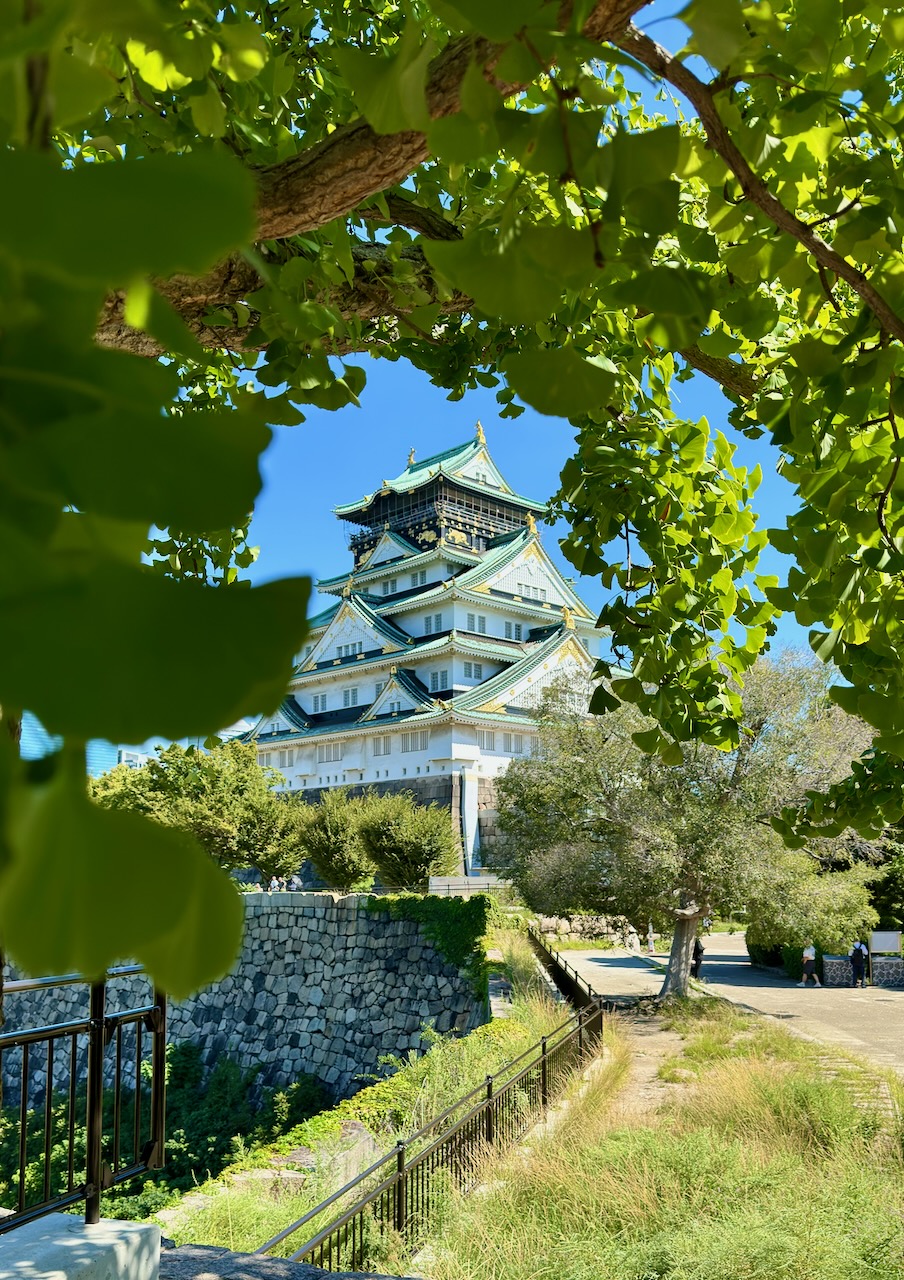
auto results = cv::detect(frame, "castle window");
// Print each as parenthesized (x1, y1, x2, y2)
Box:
(389, 700, 402, 713)
(504, 622, 523, 641)
(474, 663, 483, 679)
(517, 582, 547, 602)
(313, 693, 328, 713)
(316, 743, 342, 763)
(477, 730, 495, 750)
(424, 612, 442, 635)
(373, 735, 391, 756)
(382, 578, 398, 595)
(337, 641, 364, 659)
(429, 670, 449, 693)
(401, 730, 428, 752)
(375, 681, 385, 697)
(513, 734, 523, 754)
(343, 687, 359, 708)
(278, 748, 294, 768)
(411, 569, 427, 587)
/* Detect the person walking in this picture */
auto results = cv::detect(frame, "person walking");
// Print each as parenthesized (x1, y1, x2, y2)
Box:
(691, 936, 704, 979)
(797, 940, 821, 987)
(849, 939, 869, 988)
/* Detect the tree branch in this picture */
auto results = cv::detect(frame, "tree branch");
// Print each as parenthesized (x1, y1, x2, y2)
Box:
(254, 0, 648, 241)
(616, 26, 904, 346)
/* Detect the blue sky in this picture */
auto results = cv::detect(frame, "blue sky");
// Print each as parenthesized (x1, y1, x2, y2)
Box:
(246, 356, 808, 653)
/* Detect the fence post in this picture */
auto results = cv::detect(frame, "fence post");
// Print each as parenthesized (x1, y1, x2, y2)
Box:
(85, 981, 106, 1225)
(578, 1005, 585, 1058)
(484, 1075, 495, 1146)
(149, 989, 167, 1168)
(540, 1036, 549, 1110)
(394, 1141, 406, 1237)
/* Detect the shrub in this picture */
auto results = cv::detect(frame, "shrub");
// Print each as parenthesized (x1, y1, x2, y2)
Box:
(357, 791, 459, 890)
(296, 789, 375, 891)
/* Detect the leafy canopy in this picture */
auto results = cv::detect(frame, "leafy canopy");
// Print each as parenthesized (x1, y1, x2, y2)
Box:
(496, 662, 879, 986)
(6, 0, 904, 990)
(91, 742, 307, 887)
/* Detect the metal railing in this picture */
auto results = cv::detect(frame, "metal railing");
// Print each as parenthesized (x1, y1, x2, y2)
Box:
(255, 956, 607, 1270)
(0, 968, 166, 1233)
(527, 926, 612, 1010)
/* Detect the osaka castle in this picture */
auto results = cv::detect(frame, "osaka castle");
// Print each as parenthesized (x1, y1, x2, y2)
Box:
(249, 425, 603, 870)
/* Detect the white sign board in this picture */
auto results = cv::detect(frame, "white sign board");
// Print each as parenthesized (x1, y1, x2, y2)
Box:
(870, 930, 902, 955)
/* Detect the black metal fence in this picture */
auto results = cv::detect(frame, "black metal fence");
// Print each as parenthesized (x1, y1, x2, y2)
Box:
(255, 938, 607, 1272)
(0, 968, 166, 1233)
(526, 925, 610, 1009)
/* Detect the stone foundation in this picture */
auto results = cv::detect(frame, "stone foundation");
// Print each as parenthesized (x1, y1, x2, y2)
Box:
(3, 894, 485, 1100)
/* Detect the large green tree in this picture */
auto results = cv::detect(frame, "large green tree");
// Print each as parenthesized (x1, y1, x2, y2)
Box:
(497, 661, 878, 994)
(4, 0, 904, 993)
(90, 742, 306, 887)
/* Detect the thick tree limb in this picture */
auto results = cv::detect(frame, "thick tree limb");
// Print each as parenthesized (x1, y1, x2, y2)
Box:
(95, 243, 471, 358)
(617, 26, 904, 346)
(96, 237, 757, 401)
(254, 0, 648, 241)
(675, 344, 757, 399)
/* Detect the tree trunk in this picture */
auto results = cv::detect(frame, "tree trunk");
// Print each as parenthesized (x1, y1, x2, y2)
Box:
(658, 906, 703, 998)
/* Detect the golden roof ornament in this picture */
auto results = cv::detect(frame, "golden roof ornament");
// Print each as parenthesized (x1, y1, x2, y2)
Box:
(341, 575, 354, 598)
(390, 664, 397, 676)
(562, 606, 575, 630)
(526, 512, 537, 535)
(384, 520, 390, 530)
(475, 421, 486, 444)
(407, 447, 416, 466)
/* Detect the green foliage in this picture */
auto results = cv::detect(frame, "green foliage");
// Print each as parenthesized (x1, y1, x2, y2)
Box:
(423, 1008, 904, 1280)
(497, 660, 879, 988)
(0, 1040, 327, 1219)
(871, 841, 904, 929)
(295, 788, 376, 892)
(356, 790, 459, 890)
(12, 0, 904, 987)
(91, 741, 306, 886)
(366, 893, 493, 991)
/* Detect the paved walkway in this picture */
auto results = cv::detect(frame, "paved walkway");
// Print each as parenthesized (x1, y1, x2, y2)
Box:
(563, 932, 904, 1077)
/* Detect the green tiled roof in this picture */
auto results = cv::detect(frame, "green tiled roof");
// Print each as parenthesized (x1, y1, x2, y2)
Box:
(334, 436, 547, 516)
(307, 602, 341, 631)
(352, 595, 415, 648)
(453, 626, 592, 712)
(316, 543, 477, 592)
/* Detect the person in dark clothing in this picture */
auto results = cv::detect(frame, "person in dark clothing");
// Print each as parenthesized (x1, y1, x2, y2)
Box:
(691, 936, 704, 979)
(850, 939, 869, 988)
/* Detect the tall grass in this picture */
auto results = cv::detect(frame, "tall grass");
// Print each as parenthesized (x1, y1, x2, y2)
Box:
(171, 926, 565, 1252)
(421, 1002, 904, 1280)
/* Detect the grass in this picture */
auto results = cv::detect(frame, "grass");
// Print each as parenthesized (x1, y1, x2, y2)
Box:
(169, 927, 565, 1254)
(415, 998, 904, 1280)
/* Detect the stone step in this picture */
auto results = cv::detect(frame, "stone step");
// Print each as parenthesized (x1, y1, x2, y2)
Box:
(159, 1244, 419, 1280)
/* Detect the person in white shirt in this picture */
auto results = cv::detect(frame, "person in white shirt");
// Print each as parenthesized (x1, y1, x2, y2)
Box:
(797, 941, 821, 987)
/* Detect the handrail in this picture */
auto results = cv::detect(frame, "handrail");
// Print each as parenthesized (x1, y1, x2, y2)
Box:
(3, 965, 146, 996)
(257, 943, 609, 1271)
(255, 999, 592, 1258)
(0, 969, 166, 1234)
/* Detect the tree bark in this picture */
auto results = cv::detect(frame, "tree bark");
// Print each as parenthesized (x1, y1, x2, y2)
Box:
(658, 903, 703, 998)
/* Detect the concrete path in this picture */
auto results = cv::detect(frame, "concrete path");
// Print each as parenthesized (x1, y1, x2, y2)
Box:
(563, 932, 904, 1077)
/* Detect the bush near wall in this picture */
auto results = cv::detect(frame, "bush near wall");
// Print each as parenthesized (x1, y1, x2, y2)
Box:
(365, 893, 497, 997)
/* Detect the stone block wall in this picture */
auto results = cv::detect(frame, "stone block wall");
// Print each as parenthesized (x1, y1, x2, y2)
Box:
(2, 893, 485, 1101)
